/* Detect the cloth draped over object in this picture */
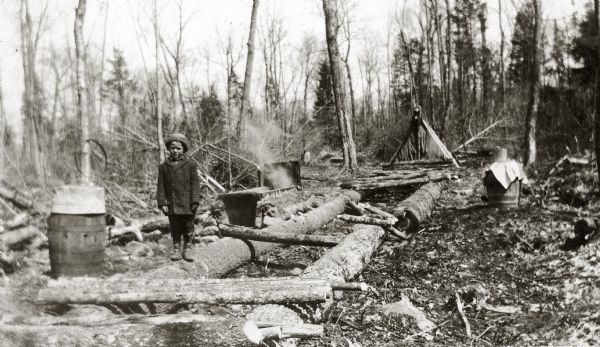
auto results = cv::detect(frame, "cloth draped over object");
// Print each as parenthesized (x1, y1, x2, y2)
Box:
(485, 160, 528, 189)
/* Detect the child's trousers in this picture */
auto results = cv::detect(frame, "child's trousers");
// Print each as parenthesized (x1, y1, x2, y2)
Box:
(168, 215, 194, 244)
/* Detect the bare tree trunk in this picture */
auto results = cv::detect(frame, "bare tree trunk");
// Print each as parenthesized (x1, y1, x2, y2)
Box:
(154, 0, 165, 163)
(239, 0, 260, 139)
(75, 0, 90, 183)
(498, 0, 505, 107)
(595, 0, 600, 183)
(20, 0, 46, 182)
(524, 0, 541, 167)
(478, 4, 488, 119)
(443, 0, 452, 137)
(322, 0, 358, 172)
(0, 63, 5, 172)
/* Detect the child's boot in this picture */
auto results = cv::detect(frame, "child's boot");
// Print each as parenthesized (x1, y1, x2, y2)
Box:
(182, 242, 193, 262)
(170, 242, 182, 261)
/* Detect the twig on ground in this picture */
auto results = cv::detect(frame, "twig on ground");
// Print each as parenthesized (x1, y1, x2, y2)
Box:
(456, 292, 472, 337)
(402, 319, 450, 341)
(470, 326, 492, 347)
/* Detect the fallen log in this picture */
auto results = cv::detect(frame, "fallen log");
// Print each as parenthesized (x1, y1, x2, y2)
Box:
(302, 224, 386, 283)
(106, 215, 169, 241)
(36, 277, 331, 305)
(1, 313, 229, 326)
(0, 225, 42, 249)
(0, 185, 34, 210)
(107, 223, 144, 242)
(181, 190, 362, 279)
(208, 223, 343, 247)
(345, 172, 449, 191)
(247, 224, 386, 331)
(359, 203, 397, 222)
(2, 213, 29, 231)
(336, 214, 395, 227)
(392, 182, 442, 232)
(0, 318, 247, 346)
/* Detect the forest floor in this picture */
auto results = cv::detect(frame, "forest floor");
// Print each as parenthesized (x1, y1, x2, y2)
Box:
(1, 159, 599, 346)
(234, 162, 600, 347)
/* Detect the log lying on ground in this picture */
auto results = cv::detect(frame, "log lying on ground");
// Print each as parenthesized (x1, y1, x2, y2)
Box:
(359, 203, 398, 222)
(107, 215, 169, 241)
(0, 185, 34, 210)
(1, 313, 230, 326)
(36, 277, 332, 305)
(336, 214, 395, 227)
(206, 223, 343, 247)
(392, 182, 442, 232)
(181, 190, 362, 279)
(342, 171, 450, 191)
(2, 213, 29, 231)
(0, 317, 248, 346)
(247, 224, 385, 332)
(302, 224, 386, 283)
(0, 225, 43, 249)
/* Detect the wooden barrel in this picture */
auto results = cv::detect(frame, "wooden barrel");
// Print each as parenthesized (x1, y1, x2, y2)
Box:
(48, 185, 106, 277)
(483, 171, 521, 208)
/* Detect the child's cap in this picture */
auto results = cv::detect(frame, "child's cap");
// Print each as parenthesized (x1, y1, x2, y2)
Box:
(165, 133, 189, 152)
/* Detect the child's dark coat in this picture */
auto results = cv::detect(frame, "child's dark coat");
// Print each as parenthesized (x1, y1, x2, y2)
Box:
(156, 157, 201, 215)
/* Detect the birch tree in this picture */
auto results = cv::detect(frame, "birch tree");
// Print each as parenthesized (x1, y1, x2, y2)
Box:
(239, 0, 260, 138)
(523, 0, 542, 166)
(154, 0, 165, 163)
(322, 0, 358, 171)
(74, 0, 90, 183)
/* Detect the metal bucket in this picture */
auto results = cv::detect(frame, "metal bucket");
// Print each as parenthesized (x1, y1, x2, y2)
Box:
(47, 185, 106, 277)
(483, 171, 521, 208)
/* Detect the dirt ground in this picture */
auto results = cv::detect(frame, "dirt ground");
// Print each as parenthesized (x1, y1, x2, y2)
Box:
(1, 161, 599, 346)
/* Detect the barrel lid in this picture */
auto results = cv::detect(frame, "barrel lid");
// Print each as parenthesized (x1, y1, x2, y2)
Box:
(51, 185, 106, 214)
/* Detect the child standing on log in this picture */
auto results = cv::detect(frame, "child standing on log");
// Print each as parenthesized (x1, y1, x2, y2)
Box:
(156, 133, 201, 262)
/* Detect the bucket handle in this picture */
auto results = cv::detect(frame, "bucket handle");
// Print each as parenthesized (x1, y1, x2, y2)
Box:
(74, 139, 108, 175)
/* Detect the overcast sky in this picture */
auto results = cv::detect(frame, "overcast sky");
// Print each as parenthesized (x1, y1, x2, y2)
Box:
(0, 0, 587, 136)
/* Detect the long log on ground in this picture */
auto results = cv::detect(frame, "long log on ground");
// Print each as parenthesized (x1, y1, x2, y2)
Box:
(179, 190, 362, 279)
(336, 214, 395, 227)
(341, 172, 428, 186)
(0, 185, 34, 210)
(0, 225, 42, 249)
(0, 318, 248, 346)
(302, 224, 386, 283)
(1, 313, 230, 326)
(207, 223, 343, 247)
(344, 172, 449, 191)
(246, 224, 386, 335)
(392, 182, 442, 232)
(36, 277, 331, 305)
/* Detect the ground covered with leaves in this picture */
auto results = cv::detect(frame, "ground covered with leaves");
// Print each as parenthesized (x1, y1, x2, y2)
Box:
(236, 163, 600, 347)
(1, 160, 599, 346)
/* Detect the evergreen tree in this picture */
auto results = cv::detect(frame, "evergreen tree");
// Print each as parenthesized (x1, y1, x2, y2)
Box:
(103, 48, 138, 127)
(313, 59, 339, 148)
(571, 4, 598, 85)
(508, 1, 535, 86)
